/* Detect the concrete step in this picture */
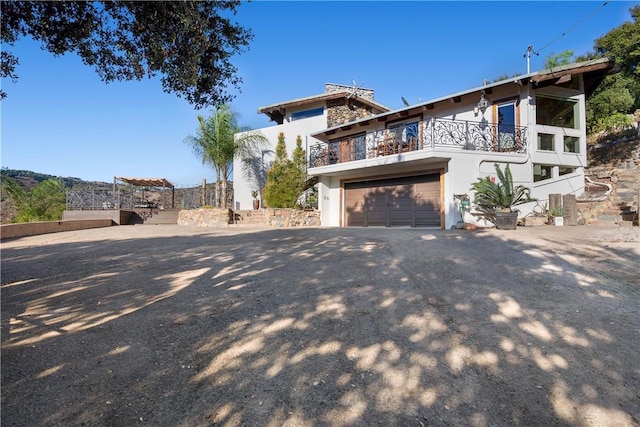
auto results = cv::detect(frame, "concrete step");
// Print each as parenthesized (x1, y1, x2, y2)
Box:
(132, 209, 180, 225)
(598, 214, 622, 222)
(231, 209, 268, 227)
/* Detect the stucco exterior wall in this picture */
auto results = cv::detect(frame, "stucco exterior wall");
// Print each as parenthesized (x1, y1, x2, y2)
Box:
(318, 176, 342, 227)
(234, 109, 325, 211)
(243, 62, 599, 228)
(314, 75, 591, 228)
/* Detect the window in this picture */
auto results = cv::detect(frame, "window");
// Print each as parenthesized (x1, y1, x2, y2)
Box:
(291, 107, 324, 121)
(563, 135, 580, 153)
(536, 95, 579, 129)
(353, 134, 367, 160)
(533, 164, 553, 182)
(559, 167, 576, 176)
(537, 133, 554, 151)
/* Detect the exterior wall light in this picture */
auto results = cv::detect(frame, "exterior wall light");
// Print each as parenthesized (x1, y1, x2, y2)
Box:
(477, 93, 490, 114)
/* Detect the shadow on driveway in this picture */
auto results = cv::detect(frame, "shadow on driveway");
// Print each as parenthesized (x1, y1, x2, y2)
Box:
(2, 225, 639, 426)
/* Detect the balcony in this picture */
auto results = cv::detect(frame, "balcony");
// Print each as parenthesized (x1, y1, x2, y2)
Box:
(308, 118, 527, 168)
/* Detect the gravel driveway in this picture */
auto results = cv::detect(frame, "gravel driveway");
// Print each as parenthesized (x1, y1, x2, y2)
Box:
(1, 224, 639, 427)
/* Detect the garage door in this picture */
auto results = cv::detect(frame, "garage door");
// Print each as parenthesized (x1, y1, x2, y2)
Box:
(344, 174, 441, 227)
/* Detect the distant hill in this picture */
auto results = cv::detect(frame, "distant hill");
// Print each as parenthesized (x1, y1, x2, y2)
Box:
(0, 168, 111, 190)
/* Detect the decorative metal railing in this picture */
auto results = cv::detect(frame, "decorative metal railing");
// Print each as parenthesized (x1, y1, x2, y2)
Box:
(65, 185, 225, 210)
(308, 118, 527, 168)
(66, 189, 125, 210)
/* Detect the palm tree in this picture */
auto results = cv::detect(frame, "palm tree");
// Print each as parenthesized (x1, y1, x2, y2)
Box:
(1, 177, 66, 222)
(184, 105, 268, 208)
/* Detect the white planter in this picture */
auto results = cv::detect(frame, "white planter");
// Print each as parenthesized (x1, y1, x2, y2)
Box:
(553, 216, 564, 226)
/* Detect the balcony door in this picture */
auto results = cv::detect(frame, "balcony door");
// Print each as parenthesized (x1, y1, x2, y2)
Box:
(494, 100, 518, 152)
(387, 120, 420, 151)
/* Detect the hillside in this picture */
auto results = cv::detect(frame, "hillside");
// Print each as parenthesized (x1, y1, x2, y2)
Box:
(1, 168, 111, 190)
(0, 170, 114, 223)
(0, 170, 223, 224)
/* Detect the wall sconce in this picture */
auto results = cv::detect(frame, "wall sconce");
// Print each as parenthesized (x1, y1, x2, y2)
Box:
(477, 93, 490, 115)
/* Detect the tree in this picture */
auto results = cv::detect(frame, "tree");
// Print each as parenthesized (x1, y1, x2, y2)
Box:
(577, 5, 640, 133)
(1, 177, 66, 222)
(1, 1, 252, 106)
(292, 135, 307, 193)
(543, 50, 574, 68)
(184, 105, 267, 208)
(263, 133, 307, 208)
(585, 73, 635, 133)
(593, 4, 640, 111)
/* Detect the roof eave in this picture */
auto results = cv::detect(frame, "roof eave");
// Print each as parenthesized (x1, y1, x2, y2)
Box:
(311, 57, 615, 140)
(257, 91, 391, 117)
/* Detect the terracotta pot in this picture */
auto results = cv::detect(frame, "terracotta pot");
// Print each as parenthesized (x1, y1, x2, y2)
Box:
(253, 199, 260, 210)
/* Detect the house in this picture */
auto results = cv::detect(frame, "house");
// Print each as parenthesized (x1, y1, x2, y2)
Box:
(235, 58, 614, 228)
(232, 83, 390, 210)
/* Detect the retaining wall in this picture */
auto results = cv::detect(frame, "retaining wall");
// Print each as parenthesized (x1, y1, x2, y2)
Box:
(63, 209, 132, 225)
(266, 208, 321, 228)
(580, 136, 639, 225)
(1, 219, 113, 240)
(178, 208, 232, 228)
(178, 208, 321, 228)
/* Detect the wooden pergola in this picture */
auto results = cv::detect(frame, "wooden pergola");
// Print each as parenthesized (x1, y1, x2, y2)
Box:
(114, 177, 175, 209)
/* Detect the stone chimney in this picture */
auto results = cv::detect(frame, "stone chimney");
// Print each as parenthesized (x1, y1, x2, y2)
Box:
(324, 83, 374, 101)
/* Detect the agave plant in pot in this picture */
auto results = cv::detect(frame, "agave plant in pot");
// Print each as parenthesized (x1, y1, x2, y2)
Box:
(470, 163, 535, 230)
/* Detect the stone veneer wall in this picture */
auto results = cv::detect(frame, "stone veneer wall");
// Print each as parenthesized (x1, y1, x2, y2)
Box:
(178, 208, 232, 228)
(324, 83, 374, 101)
(326, 99, 376, 129)
(579, 136, 639, 225)
(324, 83, 378, 128)
(178, 208, 320, 228)
(266, 208, 320, 227)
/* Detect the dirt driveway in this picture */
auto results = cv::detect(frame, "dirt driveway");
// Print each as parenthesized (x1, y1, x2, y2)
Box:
(1, 224, 639, 427)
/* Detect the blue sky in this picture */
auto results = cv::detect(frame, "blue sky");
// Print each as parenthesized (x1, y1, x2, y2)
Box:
(1, 1, 636, 186)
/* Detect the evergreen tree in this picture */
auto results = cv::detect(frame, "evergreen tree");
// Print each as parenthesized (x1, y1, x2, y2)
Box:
(263, 133, 307, 208)
(292, 135, 308, 198)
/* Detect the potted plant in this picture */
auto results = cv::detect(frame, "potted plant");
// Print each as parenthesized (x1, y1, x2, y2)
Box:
(548, 206, 565, 226)
(522, 203, 548, 227)
(470, 163, 536, 230)
(251, 190, 260, 210)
